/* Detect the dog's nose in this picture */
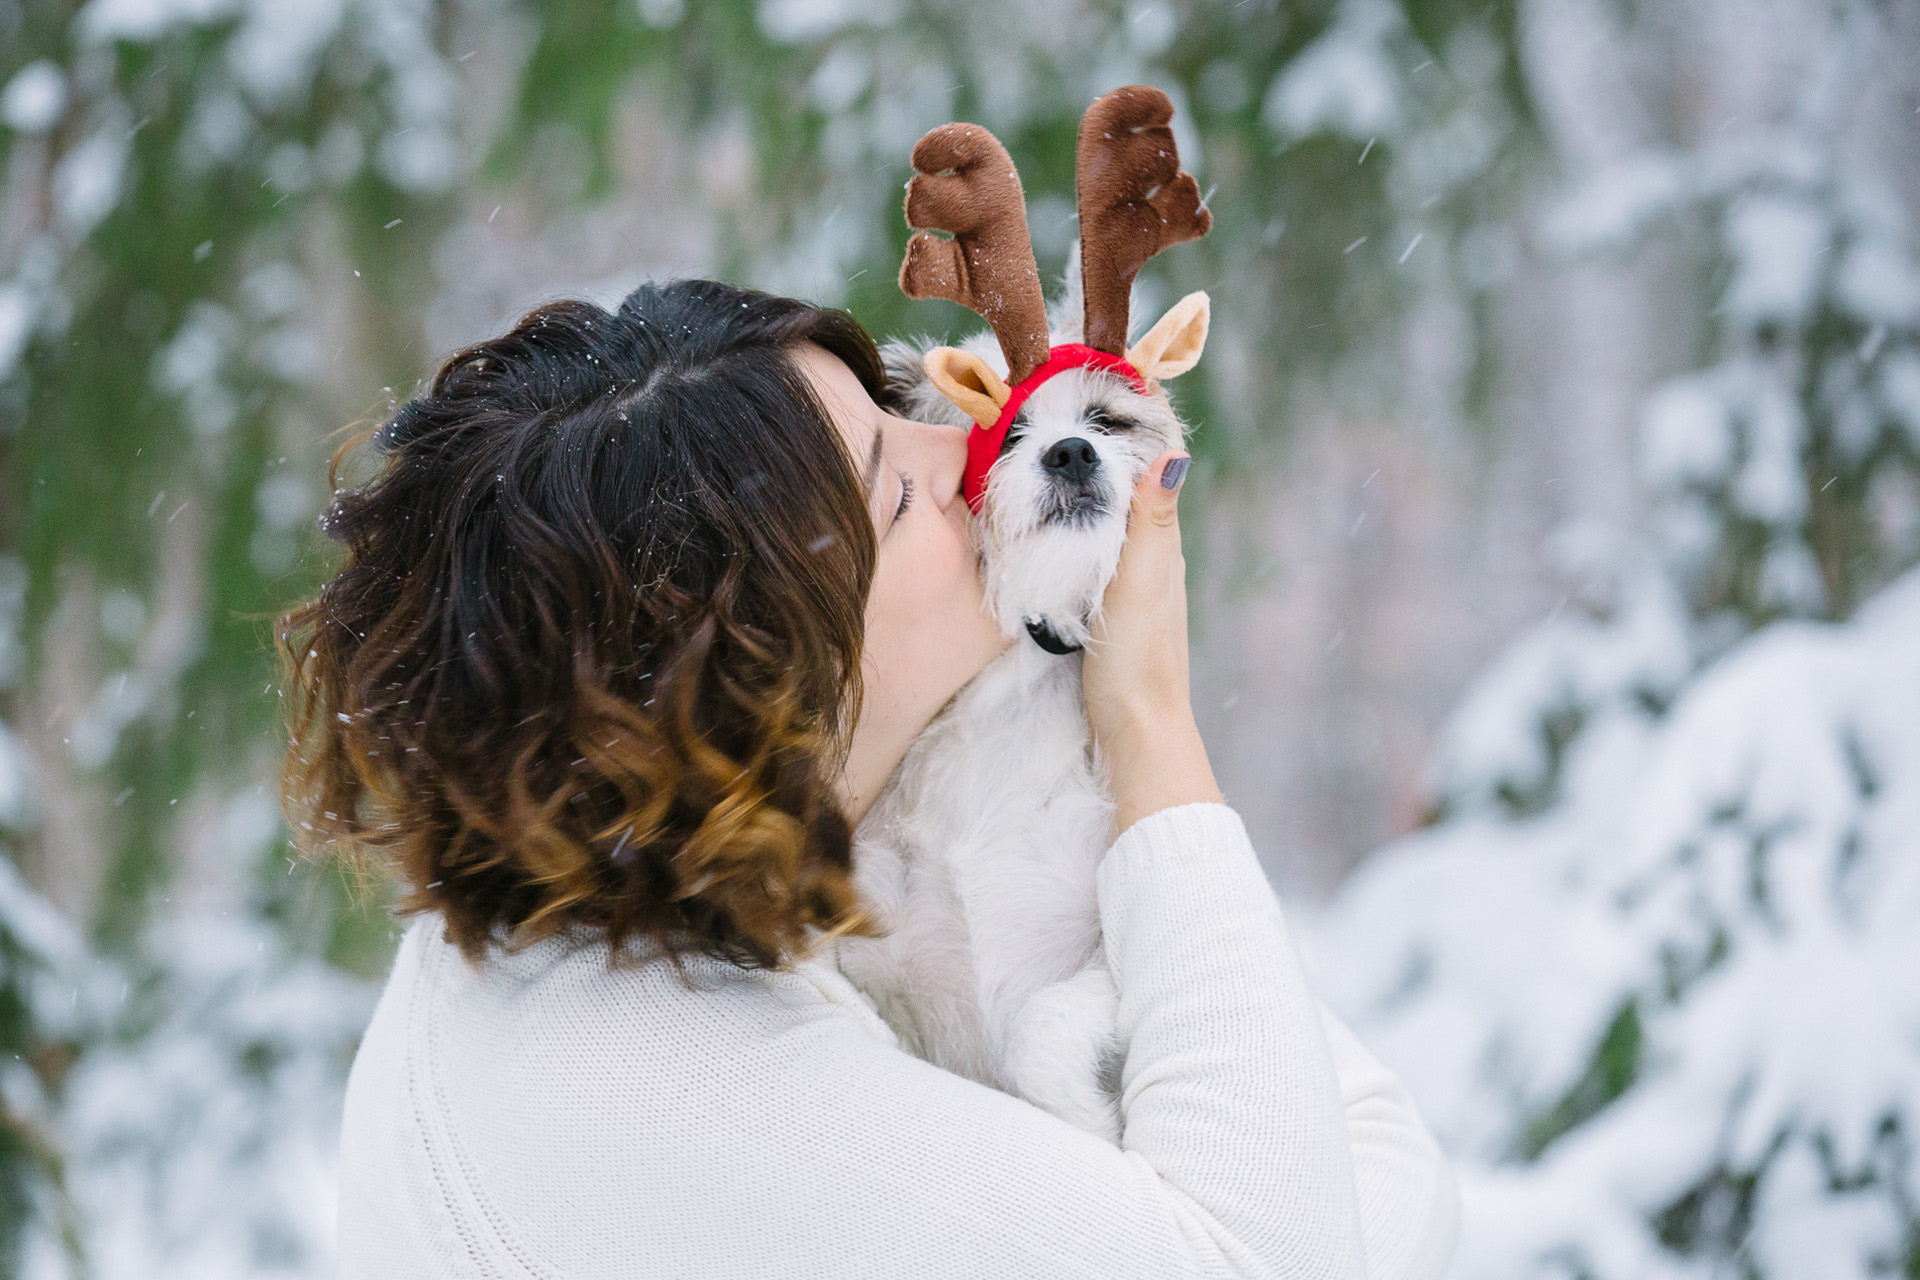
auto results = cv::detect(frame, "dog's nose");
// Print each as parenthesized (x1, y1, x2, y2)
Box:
(1042, 437, 1099, 484)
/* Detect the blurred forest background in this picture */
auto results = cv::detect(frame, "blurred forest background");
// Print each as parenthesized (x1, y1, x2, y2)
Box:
(1, 0, 1917, 1276)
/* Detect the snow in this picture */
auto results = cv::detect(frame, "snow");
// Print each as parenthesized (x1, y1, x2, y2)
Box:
(57, 913, 375, 1280)
(0, 0, 1911, 1276)
(1260, 0, 1403, 140)
(255, 472, 315, 531)
(154, 302, 232, 396)
(757, 0, 895, 44)
(0, 720, 31, 831)
(1125, 2, 1178, 57)
(1639, 374, 1734, 491)
(1, 61, 67, 133)
(0, 554, 23, 691)
(807, 44, 872, 114)
(1427, 533, 1691, 818)
(184, 91, 255, 170)
(1543, 155, 1688, 255)
(51, 126, 129, 238)
(1836, 231, 1920, 327)
(1748, 1140, 1906, 1278)
(1756, 535, 1825, 613)
(1722, 194, 1827, 326)
(75, 0, 238, 43)
(0, 855, 94, 1044)
(637, 0, 685, 28)
(1729, 366, 1806, 525)
(1302, 565, 1920, 1278)
(239, 262, 308, 319)
(223, 0, 345, 108)
(0, 554, 24, 831)
(1823, 359, 1881, 463)
(312, 120, 364, 186)
(67, 668, 153, 771)
(377, 125, 458, 194)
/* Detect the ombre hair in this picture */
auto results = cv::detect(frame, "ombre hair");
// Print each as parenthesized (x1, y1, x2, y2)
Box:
(277, 279, 887, 971)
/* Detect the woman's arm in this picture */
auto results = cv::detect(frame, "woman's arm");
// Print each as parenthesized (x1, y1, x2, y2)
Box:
(1079, 452, 1455, 1279)
(1320, 1001, 1462, 1280)
(767, 799, 1445, 1280)
(1095, 800, 1368, 1278)
(1082, 451, 1223, 839)
(773, 799, 1373, 1279)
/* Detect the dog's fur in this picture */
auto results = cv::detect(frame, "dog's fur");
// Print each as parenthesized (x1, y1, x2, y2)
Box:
(833, 251, 1202, 1142)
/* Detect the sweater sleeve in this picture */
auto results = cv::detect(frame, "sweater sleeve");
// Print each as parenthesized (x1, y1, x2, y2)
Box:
(1098, 803, 1457, 1280)
(788, 800, 1450, 1280)
(1096, 801, 1378, 1279)
(1319, 998, 1461, 1280)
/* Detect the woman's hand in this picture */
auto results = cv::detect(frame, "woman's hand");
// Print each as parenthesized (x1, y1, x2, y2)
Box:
(1084, 451, 1223, 842)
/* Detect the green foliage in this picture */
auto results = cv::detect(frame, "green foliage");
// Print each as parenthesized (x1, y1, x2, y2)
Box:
(0, 0, 1552, 1266)
(1518, 997, 1642, 1161)
(492, 0, 1536, 467)
(2, 15, 459, 952)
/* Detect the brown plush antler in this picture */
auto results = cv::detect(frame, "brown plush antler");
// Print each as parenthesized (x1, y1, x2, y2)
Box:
(899, 124, 1051, 385)
(1075, 86, 1213, 356)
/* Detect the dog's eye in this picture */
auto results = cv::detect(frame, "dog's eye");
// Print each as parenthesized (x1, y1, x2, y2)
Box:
(1083, 407, 1135, 434)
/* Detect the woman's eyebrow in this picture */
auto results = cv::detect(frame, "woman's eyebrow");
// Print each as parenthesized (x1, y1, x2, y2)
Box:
(864, 425, 884, 496)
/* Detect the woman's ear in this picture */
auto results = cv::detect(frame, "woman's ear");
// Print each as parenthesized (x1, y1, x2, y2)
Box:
(1125, 292, 1210, 384)
(923, 347, 1013, 426)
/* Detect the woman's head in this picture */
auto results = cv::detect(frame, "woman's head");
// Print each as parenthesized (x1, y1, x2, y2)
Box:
(280, 279, 901, 970)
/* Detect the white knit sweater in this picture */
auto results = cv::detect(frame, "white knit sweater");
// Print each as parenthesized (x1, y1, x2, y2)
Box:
(335, 802, 1458, 1278)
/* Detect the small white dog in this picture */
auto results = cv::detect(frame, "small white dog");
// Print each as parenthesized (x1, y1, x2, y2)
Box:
(834, 87, 1211, 1143)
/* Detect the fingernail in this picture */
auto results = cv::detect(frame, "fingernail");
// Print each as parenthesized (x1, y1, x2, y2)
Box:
(1160, 456, 1190, 491)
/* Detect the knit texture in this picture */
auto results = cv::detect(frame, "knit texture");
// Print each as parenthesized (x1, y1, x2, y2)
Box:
(336, 802, 1457, 1278)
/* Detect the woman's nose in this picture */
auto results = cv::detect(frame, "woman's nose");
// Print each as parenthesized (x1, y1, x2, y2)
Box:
(902, 415, 970, 509)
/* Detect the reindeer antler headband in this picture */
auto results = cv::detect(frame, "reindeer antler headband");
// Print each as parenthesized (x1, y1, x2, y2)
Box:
(899, 85, 1213, 511)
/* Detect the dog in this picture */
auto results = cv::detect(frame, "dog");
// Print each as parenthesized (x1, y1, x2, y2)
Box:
(834, 232, 1210, 1141)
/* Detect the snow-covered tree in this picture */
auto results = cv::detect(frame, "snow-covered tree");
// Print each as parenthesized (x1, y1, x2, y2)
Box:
(1300, 3, 1920, 1276)
(8, 0, 1914, 1274)
(2, 1, 462, 1272)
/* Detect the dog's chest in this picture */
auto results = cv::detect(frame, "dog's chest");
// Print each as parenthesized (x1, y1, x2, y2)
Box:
(839, 646, 1113, 1080)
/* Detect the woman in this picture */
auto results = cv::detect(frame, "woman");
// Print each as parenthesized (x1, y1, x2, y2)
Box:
(281, 278, 1458, 1278)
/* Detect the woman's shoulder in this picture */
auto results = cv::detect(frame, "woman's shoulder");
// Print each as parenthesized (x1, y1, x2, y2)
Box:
(412, 917, 881, 1076)
(340, 915, 905, 1274)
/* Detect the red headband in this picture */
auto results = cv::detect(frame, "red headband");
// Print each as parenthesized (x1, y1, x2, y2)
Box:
(962, 344, 1149, 512)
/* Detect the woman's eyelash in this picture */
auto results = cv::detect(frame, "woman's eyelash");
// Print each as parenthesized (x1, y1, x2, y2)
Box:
(894, 474, 915, 522)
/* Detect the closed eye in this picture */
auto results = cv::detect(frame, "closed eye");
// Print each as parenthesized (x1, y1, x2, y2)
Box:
(1083, 406, 1138, 433)
(893, 473, 915, 524)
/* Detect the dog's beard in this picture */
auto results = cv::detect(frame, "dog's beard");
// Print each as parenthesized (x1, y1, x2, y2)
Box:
(981, 463, 1133, 653)
(956, 369, 1186, 656)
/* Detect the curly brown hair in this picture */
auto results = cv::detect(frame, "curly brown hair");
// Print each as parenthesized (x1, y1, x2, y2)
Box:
(277, 279, 889, 972)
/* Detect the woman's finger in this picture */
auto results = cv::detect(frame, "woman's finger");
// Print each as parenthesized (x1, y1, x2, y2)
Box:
(1100, 450, 1189, 631)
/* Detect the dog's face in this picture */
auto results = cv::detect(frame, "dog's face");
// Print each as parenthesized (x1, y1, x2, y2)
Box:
(882, 261, 1207, 653)
(971, 367, 1186, 652)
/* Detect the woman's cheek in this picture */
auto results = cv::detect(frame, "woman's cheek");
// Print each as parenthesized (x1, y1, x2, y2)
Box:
(933, 527, 984, 619)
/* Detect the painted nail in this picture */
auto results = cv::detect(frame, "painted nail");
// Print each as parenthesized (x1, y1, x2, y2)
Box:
(1160, 456, 1191, 490)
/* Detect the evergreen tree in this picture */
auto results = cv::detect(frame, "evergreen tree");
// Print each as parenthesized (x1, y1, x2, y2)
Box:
(1, 0, 459, 1270)
(1302, 4, 1920, 1276)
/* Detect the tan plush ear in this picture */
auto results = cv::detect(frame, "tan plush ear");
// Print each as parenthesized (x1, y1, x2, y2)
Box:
(1125, 292, 1210, 384)
(923, 347, 1013, 426)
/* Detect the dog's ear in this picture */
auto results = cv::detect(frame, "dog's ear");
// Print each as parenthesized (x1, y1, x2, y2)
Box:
(1126, 291, 1209, 385)
(923, 347, 1013, 426)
